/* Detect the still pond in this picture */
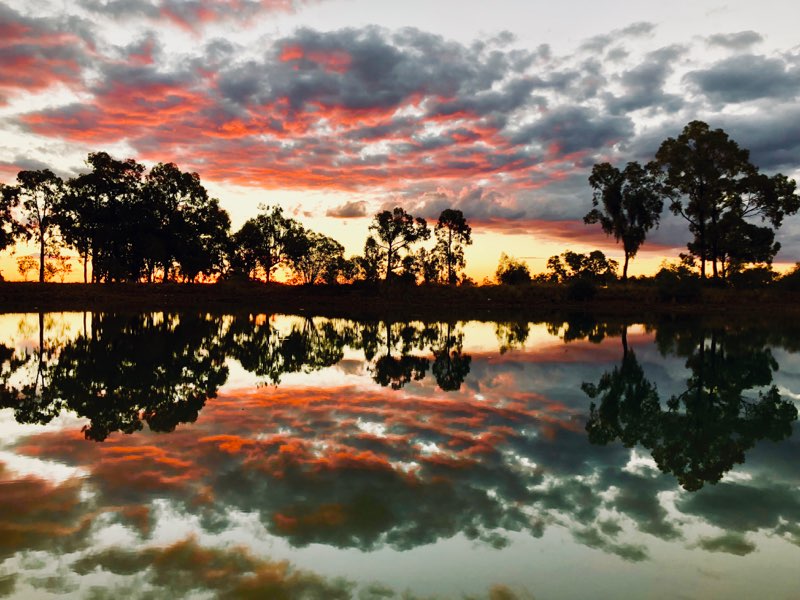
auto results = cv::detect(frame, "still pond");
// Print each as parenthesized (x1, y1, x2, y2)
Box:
(0, 312, 798, 599)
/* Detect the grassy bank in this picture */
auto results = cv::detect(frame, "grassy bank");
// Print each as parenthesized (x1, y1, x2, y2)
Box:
(0, 281, 797, 321)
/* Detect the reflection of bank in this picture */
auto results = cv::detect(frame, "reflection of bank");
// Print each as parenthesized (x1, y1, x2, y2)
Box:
(583, 318, 798, 490)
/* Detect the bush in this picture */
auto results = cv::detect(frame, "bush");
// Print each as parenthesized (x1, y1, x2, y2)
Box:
(655, 267, 701, 303)
(496, 253, 532, 285)
(729, 267, 776, 289)
(566, 277, 597, 301)
(777, 264, 800, 292)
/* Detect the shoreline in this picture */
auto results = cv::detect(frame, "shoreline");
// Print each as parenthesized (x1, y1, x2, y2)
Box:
(0, 281, 797, 321)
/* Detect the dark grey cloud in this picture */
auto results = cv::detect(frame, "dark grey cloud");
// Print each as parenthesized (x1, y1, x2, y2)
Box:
(707, 31, 764, 51)
(605, 45, 686, 114)
(580, 21, 656, 54)
(326, 200, 367, 218)
(685, 54, 800, 104)
(411, 187, 527, 222)
(712, 104, 800, 172)
(510, 106, 634, 154)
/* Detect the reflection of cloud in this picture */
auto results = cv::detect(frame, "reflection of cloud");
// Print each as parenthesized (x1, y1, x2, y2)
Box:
(696, 533, 757, 556)
(0, 461, 90, 561)
(73, 537, 355, 598)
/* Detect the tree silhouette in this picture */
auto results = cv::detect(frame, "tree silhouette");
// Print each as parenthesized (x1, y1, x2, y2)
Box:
(368, 208, 430, 283)
(7, 170, 64, 283)
(546, 250, 618, 284)
(232, 205, 303, 282)
(585, 162, 663, 280)
(434, 209, 472, 284)
(653, 121, 800, 280)
(0, 182, 24, 275)
(495, 253, 531, 285)
(289, 230, 345, 284)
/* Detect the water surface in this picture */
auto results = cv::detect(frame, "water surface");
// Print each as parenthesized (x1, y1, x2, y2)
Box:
(0, 312, 798, 599)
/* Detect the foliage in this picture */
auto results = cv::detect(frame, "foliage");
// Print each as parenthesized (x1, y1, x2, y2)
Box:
(16, 256, 38, 281)
(0, 182, 23, 259)
(583, 323, 797, 490)
(728, 266, 776, 289)
(231, 205, 303, 282)
(433, 209, 472, 284)
(289, 230, 345, 284)
(368, 207, 430, 282)
(546, 250, 618, 284)
(565, 277, 597, 301)
(354, 236, 385, 283)
(8, 169, 64, 283)
(585, 161, 663, 279)
(653, 120, 800, 280)
(495, 253, 532, 285)
(654, 262, 701, 303)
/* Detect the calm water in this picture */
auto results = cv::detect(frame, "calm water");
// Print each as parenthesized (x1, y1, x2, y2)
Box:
(0, 312, 798, 599)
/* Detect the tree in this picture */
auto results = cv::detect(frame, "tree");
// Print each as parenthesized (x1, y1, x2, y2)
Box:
(289, 230, 345, 284)
(232, 205, 303, 282)
(354, 236, 385, 283)
(61, 152, 146, 283)
(653, 121, 800, 280)
(16, 256, 37, 281)
(546, 250, 618, 284)
(585, 162, 662, 280)
(434, 209, 472, 284)
(0, 183, 24, 270)
(8, 170, 64, 283)
(142, 162, 231, 283)
(495, 253, 531, 285)
(368, 207, 430, 282)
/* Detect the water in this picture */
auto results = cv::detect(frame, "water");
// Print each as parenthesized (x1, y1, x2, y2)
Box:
(0, 312, 798, 599)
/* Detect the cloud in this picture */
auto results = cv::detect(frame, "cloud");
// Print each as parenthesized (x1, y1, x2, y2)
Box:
(605, 46, 686, 114)
(0, 4, 92, 104)
(685, 54, 800, 104)
(79, 0, 323, 31)
(326, 200, 367, 218)
(707, 31, 764, 50)
(580, 21, 656, 54)
(510, 106, 633, 154)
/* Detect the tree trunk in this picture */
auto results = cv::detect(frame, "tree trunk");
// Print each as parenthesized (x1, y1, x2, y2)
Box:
(622, 253, 630, 281)
(39, 235, 45, 283)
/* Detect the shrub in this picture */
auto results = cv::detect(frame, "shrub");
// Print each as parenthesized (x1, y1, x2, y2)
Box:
(566, 277, 597, 301)
(655, 266, 701, 303)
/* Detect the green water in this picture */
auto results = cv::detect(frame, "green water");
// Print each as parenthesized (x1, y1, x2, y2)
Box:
(0, 312, 798, 599)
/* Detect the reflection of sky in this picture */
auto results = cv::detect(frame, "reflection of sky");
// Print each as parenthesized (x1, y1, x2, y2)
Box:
(0, 313, 798, 598)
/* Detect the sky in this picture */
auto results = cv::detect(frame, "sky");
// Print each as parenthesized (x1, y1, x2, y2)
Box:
(1, 0, 800, 280)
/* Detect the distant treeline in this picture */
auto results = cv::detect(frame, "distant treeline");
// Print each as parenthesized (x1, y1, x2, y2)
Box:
(0, 152, 474, 285)
(1, 120, 799, 287)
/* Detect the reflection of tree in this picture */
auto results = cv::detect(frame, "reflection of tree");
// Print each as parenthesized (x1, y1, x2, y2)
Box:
(495, 321, 529, 354)
(364, 321, 429, 390)
(226, 315, 348, 385)
(0, 313, 229, 441)
(583, 323, 798, 490)
(548, 314, 624, 344)
(52, 314, 229, 441)
(0, 313, 62, 425)
(429, 322, 472, 391)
